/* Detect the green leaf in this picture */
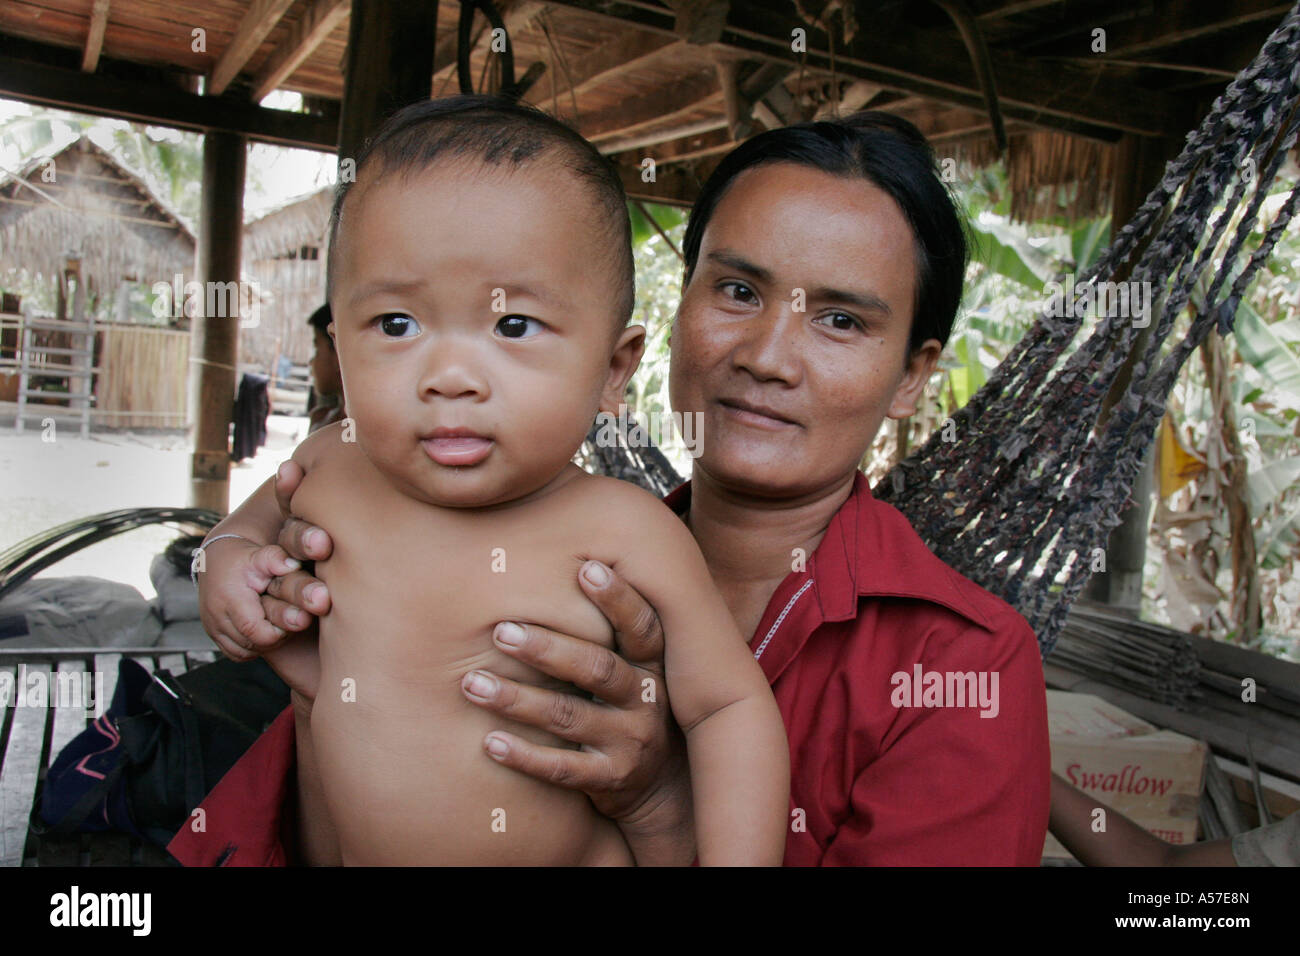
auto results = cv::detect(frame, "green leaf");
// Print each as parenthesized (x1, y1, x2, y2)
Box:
(1234, 298, 1300, 410)
(967, 217, 1057, 289)
(1246, 456, 1300, 514)
(1070, 216, 1111, 272)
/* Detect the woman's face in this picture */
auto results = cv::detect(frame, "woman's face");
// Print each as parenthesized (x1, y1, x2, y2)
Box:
(669, 162, 941, 499)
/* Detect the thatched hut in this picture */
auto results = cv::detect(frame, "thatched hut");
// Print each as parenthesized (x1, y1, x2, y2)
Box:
(0, 135, 196, 318)
(0, 137, 196, 428)
(240, 187, 331, 370)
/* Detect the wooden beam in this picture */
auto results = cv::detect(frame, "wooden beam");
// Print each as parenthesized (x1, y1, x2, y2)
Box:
(598, 116, 727, 155)
(582, 71, 721, 143)
(1037, 0, 1291, 59)
(209, 0, 297, 96)
(974, 0, 1061, 20)
(615, 157, 703, 206)
(81, 0, 110, 73)
(0, 40, 337, 151)
(252, 0, 349, 101)
(538, 0, 1190, 137)
(527, 32, 678, 109)
(337, 0, 438, 161)
(190, 131, 247, 514)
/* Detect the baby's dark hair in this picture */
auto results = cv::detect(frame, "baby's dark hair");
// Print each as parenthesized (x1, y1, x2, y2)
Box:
(327, 94, 634, 330)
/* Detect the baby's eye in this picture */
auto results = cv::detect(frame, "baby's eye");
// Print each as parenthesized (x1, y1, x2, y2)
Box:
(495, 315, 543, 339)
(378, 313, 420, 337)
(720, 281, 758, 305)
(812, 312, 862, 333)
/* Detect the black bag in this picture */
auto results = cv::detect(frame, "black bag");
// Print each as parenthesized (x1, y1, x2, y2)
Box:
(34, 656, 289, 849)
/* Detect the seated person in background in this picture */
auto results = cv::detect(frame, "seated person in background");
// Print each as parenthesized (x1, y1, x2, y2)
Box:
(196, 95, 789, 866)
(306, 303, 347, 434)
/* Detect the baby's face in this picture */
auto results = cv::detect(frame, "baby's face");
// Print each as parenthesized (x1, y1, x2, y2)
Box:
(330, 158, 630, 508)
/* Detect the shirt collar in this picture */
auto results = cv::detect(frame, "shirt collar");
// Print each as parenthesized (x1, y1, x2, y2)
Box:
(662, 472, 993, 632)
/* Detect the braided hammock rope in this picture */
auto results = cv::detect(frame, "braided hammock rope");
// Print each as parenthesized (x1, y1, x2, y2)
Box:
(875, 2, 1300, 656)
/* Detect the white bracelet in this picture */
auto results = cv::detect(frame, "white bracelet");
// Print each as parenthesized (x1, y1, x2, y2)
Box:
(190, 533, 256, 586)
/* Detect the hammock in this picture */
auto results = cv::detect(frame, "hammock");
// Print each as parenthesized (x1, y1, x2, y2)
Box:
(584, 3, 1300, 657)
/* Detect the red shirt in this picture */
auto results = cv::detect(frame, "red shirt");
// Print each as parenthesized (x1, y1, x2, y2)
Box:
(170, 470, 1049, 866)
(664, 472, 1050, 865)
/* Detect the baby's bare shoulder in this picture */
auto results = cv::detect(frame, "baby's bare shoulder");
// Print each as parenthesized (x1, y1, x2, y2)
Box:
(561, 474, 700, 565)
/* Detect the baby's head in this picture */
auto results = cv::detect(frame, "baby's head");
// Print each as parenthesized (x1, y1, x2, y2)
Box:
(326, 95, 643, 508)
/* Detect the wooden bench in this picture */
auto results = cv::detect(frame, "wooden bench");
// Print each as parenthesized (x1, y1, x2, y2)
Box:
(0, 646, 218, 867)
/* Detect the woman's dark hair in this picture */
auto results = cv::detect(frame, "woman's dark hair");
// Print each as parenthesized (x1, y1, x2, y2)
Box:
(327, 94, 634, 327)
(682, 111, 968, 353)
(307, 303, 333, 349)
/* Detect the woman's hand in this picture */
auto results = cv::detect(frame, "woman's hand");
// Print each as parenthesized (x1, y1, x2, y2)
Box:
(461, 561, 696, 866)
(196, 461, 333, 661)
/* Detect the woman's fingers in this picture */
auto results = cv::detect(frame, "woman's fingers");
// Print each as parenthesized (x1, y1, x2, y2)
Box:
(265, 568, 331, 615)
(259, 593, 317, 632)
(577, 561, 666, 668)
(489, 621, 641, 704)
(462, 667, 609, 744)
(273, 460, 305, 518)
(277, 516, 334, 564)
(479, 730, 615, 792)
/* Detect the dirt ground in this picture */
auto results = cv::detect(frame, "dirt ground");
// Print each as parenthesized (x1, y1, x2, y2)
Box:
(1, 414, 309, 599)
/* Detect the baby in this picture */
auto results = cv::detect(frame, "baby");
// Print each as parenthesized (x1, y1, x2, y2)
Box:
(197, 96, 789, 866)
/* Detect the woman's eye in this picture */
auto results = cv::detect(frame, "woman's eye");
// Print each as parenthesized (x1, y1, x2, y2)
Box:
(378, 313, 419, 337)
(721, 281, 758, 304)
(495, 315, 543, 339)
(814, 312, 862, 332)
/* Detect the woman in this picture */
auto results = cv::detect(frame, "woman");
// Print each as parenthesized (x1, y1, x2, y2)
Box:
(186, 111, 1049, 866)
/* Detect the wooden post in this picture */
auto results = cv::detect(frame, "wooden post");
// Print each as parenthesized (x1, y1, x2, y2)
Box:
(189, 130, 247, 514)
(1083, 133, 1175, 614)
(336, 0, 438, 162)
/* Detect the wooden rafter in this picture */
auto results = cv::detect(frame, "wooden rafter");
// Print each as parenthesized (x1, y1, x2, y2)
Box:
(538, 0, 1189, 137)
(252, 0, 349, 101)
(527, 32, 679, 108)
(81, 0, 110, 73)
(209, 0, 297, 96)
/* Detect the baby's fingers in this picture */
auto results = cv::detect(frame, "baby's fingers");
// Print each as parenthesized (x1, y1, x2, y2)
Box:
(245, 544, 300, 587)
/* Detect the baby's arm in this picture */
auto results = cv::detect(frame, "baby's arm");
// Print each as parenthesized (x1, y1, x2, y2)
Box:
(602, 487, 790, 866)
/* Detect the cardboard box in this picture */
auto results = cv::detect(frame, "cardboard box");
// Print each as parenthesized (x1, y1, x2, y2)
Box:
(1043, 690, 1208, 860)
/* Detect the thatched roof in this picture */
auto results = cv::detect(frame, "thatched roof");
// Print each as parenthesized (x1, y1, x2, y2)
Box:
(243, 187, 331, 263)
(0, 136, 195, 295)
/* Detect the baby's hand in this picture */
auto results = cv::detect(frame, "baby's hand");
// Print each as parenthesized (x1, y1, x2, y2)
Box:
(197, 536, 310, 661)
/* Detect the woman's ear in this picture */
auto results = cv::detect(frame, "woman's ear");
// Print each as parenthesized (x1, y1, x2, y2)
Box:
(599, 325, 647, 414)
(887, 338, 942, 419)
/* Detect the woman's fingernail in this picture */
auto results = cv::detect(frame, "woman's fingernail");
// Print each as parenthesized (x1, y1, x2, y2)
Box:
(464, 671, 498, 700)
(485, 734, 509, 759)
(304, 583, 326, 605)
(583, 561, 609, 587)
(494, 622, 525, 647)
(277, 461, 290, 481)
(304, 529, 324, 550)
(283, 558, 301, 571)
(286, 609, 304, 627)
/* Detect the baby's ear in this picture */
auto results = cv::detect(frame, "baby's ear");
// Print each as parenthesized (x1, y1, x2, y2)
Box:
(599, 325, 646, 413)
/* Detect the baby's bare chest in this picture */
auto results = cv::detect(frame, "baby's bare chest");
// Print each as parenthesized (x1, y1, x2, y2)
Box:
(292, 458, 616, 670)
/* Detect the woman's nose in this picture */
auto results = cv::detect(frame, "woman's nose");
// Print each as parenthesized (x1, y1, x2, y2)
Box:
(730, 302, 803, 385)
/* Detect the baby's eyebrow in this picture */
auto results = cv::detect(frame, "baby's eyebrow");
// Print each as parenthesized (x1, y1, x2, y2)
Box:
(494, 281, 570, 311)
(348, 278, 426, 307)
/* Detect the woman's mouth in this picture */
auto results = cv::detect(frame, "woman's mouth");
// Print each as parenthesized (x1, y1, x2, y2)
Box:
(717, 398, 798, 430)
(421, 428, 494, 466)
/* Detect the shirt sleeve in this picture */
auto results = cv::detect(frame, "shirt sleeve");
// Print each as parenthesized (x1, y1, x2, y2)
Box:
(1231, 811, 1300, 866)
(820, 613, 1051, 866)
